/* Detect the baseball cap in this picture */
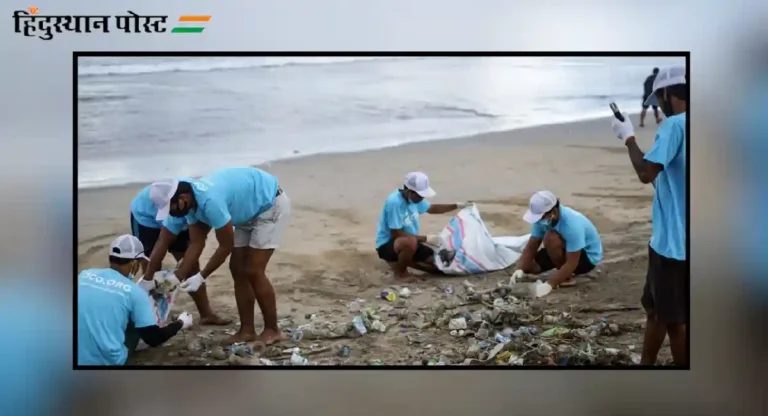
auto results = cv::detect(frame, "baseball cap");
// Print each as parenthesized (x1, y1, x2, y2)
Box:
(109, 234, 148, 260)
(644, 65, 687, 107)
(523, 190, 558, 224)
(149, 179, 179, 221)
(404, 172, 436, 198)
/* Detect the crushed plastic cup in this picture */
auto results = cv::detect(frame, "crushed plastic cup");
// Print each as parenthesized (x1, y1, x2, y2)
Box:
(352, 316, 367, 335)
(380, 290, 397, 302)
(399, 287, 412, 298)
(448, 317, 467, 330)
(290, 351, 309, 366)
(371, 320, 387, 332)
(444, 285, 454, 295)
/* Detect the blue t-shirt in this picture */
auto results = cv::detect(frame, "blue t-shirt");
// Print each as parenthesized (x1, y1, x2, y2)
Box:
(77, 268, 157, 366)
(531, 205, 603, 265)
(375, 190, 431, 248)
(129, 177, 192, 235)
(644, 112, 687, 261)
(184, 167, 279, 229)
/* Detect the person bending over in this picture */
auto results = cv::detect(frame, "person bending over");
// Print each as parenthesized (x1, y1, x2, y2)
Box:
(153, 166, 291, 346)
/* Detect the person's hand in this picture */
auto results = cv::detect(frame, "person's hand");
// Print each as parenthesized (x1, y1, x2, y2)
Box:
(179, 273, 205, 293)
(137, 278, 156, 293)
(611, 113, 635, 143)
(157, 272, 181, 287)
(177, 311, 193, 329)
(531, 280, 553, 298)
(510, 269, 525, 284)
(425, 234, 442, 247)
(456, 201, 472, 210)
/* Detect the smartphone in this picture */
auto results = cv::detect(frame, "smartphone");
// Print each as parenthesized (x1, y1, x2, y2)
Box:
(609, 102, 625, 122)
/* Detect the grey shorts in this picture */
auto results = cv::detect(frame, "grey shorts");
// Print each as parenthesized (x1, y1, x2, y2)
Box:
(234, 193, 292, 249)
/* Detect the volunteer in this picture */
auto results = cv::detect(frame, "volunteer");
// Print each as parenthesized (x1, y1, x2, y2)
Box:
(640, 67, 662, 127)
(511, 191, 603, 297)
(611, 65, 688, 366)
(130, 179, 230, 326)
(151, 166, 291, 346)
(77, 235, 193, 365)
(374, 171, 470, 283)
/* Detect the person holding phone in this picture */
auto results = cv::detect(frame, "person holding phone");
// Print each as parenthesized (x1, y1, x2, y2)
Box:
(611, 65, 688, 366)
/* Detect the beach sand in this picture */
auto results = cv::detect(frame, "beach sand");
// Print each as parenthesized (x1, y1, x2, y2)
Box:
(77, 115, 670, 365)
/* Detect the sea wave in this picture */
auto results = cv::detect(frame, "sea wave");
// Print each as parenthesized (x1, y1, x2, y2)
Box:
(77, 56, 417, 77)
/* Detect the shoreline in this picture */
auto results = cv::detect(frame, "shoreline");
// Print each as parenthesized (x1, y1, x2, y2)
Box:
(77, 113, 639, 192)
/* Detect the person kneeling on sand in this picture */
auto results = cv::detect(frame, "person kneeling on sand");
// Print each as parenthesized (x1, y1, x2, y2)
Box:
(77, 235, 193, 365)
(152, 167, 291, 346)
(129, 178, 230, 326)
(374, 171, 470, 283)
(511, 191, 603, 298)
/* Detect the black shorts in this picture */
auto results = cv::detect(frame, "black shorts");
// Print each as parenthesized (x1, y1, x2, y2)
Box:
(642, 95, 659, 110)
(130, 214, 190, 255)
(376, 240, 435, 263)
(535, 248, 595, 275)
(641, 246, 689, 324)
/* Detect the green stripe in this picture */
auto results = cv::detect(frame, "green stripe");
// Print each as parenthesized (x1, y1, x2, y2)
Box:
(171, 27, 205, 33)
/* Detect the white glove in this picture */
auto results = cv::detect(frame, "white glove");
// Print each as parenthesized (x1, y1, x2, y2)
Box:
(611, 113, 635, 143)
(137, 278, 156, 293)
(510, 269, 525, 284)
(177, 311, 193, 329)
(456, 201, 472, 210)
(531, 280, 553, 298)
(179, 273, 205, 293)
(157, 272, 181, 287)
(425, 234, 442, 247)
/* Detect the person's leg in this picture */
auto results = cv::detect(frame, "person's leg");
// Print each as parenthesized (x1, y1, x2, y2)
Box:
(658, 257, 689, 366)
(170, 251, 230, 326)
(640, 247, 668, 365)
(224, 246, 258, 344)
(640, 104, 648, 127)
(391, 235, 420, 282)
(409, 243, 444, 275)
(653, 106, 661, 124)
(246, 192, 292, 345)
(542, 230, 566, 268)
(131, 215, 156, 276)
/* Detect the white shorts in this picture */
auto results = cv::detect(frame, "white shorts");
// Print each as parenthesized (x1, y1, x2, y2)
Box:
(234, 192, 292, 249)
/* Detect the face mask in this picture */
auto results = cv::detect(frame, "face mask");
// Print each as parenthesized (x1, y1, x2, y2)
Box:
(539, 219, 551, 227)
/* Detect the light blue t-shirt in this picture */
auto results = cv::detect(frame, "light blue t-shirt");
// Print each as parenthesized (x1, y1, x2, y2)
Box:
(77, 268, 157, 366)
(185, 167, 279, 229)
(644, 112, 687, 261)
(375, 190, 431, 248)
(129, 177, 192, 235)
(531, 205, 603, 265)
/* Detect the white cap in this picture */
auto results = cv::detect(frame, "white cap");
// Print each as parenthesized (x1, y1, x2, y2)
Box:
(109, 234, 149, 260)
(149, 179, 179, 221)
(523, 190, 558, 224)
(404, 172, 436, 198)
(644, 65, 687, 107)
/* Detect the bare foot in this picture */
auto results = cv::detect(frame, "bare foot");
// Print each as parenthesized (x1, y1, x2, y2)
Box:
(222, 332, 257, 345)
(394, 273, 418, 283)
(200, 315, 233, 326)
(255, 329, 285, 346)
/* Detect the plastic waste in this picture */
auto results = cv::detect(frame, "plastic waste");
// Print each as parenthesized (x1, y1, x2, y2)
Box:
(352, 316, 367, 335)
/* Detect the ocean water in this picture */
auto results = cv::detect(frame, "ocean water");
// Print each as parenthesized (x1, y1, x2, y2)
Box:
(77, 56, 684, 189)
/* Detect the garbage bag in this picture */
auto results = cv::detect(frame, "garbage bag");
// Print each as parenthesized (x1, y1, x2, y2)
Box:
(433, 204, 530, 275)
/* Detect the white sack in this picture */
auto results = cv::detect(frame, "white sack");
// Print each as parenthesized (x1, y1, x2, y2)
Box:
(433, 204, 530, 276)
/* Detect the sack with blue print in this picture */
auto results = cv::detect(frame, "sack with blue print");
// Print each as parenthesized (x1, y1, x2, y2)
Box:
(133, 268, 180, 351)
(433, 204, 531, 276)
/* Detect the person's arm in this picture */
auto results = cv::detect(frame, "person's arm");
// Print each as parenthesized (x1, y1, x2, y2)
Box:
(548, 226, 588, 284)
(136, 321, 183, 347)
(640, 119, 684, 183)
(426, 203, 458, 214)
(200, 222, 235, 279)
(142, 226, 177, 281)
(517, 236, 542, 273)
(176, 222, 210, 279)
(548, 251, 581, 284)
(195, 199, 234, 280)
(626, 137, 664, 184)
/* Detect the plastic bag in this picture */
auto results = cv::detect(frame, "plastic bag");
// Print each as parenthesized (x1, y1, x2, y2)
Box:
(433, 204, 530, 275)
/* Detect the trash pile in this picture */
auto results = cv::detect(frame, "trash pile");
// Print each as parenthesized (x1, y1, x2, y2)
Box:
(181, 278, 643, 366)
